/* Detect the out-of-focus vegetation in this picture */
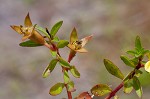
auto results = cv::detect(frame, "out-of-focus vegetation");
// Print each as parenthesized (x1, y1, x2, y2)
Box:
(1, 0, 150, 99)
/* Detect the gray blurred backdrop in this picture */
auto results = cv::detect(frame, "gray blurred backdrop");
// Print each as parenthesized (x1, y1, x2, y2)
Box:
(1, 0, 150, 99)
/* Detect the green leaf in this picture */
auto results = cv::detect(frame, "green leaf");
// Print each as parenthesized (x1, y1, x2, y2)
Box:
(123, 79, 133, 94)
(50, 50, 57, 58)
(19, 40, 43, 47)
(49, 83, 65, 96)
(52, 36, 59, 42)
(142, 50, 150, 56)
(70, 28, 78, 44)
(57, 40, 69, 48)
(135, 70, 143, 77)
(135, 36, 142, 50)
(42, 69, 50, 78)
(130, 57, 139, 66)
(104, 59, 124, 80)
(132, 76, 143, 98)
(126, 50, 136, 55)
(58, 57, 70, 68)
(67, 81, 75, 92)
(63, 70, 70, 84)
(36, 25, 50, 38)
(50, 21, 63, 37)
(91, 84, 112, 96)
(146, 51, 150, 60)
(70, 66, 80, 78)
(42, 59, 58, 78)
(120, 55, 135, 68)
(114, 95, 119, 99)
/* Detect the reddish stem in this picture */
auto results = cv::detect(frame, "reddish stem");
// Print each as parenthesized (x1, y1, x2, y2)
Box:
(65, 50, 76, 99)
(105, 82, 124, 99)
(66, 88, 72, 99)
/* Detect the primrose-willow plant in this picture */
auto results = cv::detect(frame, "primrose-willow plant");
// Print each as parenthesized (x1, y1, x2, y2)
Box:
(11, 13, 150, 99)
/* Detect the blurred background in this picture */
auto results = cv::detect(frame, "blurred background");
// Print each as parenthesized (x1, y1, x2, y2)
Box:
(1, 0, 150, 99)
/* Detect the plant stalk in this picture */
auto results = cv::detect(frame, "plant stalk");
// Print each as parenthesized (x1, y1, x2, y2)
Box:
(105, 58, 143, 99)
(45, 43, 73, 99)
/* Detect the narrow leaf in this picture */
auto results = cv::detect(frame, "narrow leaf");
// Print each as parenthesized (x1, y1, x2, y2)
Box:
(52, 36, 59, 42)
(130, 57, 139, 66)
(57, 40, 69, 48)
(19, 40, 43, 47)
(49, 83, 65, 96)
(51, 21, 63, 37)
(123, 79, 133, 94)
(104, 59, 124, 80)
(132, 76, 143, 98)
(50, 50, 57, 58)
(42, 59, 58, 78)
(67, 81, 76, 92)
(135, 70, 143, 77)
(36, 25, 50, 38)
(58, 57, 70, 68)
(135, 36, 142, 50)
(142, 50, 150, 56)
(70, 66, 80, 78)
(120, 55, 135, 68)
(91, 84, 112, 96)
(126, 50, 136, 55)
(63, 70, 70, 84)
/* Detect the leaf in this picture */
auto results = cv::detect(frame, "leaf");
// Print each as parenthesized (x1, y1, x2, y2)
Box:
(42, 59, 58, 78)
(126, 50, 136, 55)
(123, 79, 133, 94)
(135, 70, 143, 77)
(146, 51, 150, 60)
(36, 25, 50, 38)
(70, 66, 80, 78)
(50, 50, 57, 58)
(142, 50, 150, 55)
(19, 40, 43, 47)
(91, 84, 112, 96)
(104, 59, 124, 80)
(63, 70, 70, 84)
(67, 81, 76, 92)
(57, 40, 69, 48)
(76, 92, 91, 99)
(70, 28, 78, 44)
(50, 21, 63, 37)
(49, 83, 65, 96)
(58, 57, 70, 68)
(132, 76, 143, 98)
(135, 36, 142, 50)
(52, 36, 59, 42)
(42, 69, 50, 78)
(130, 57, 139, 66)
(120, 55, 135, 68)
(114, 95, 119, 99)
